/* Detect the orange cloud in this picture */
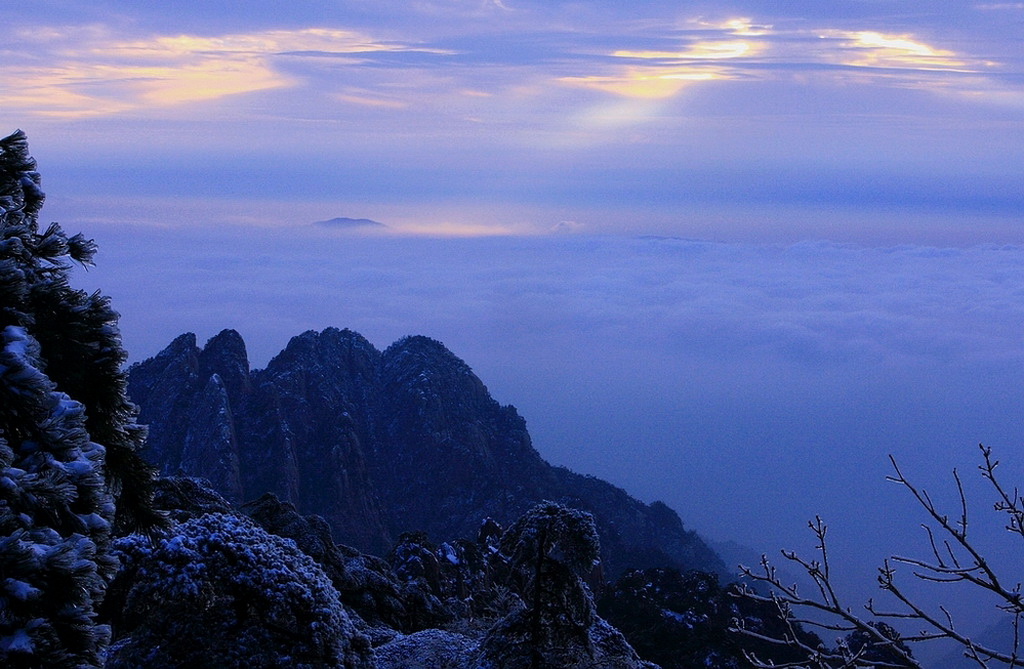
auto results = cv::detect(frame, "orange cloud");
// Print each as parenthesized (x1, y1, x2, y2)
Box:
(1, 26, 444, 118)
(821, 30, 966, 70)
(613, 40, 759, 61)
(560, 68, 718, 99)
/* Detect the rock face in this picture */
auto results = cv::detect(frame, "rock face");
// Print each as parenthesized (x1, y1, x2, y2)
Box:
(128, 328, 726, 577)
(130, 328, 389, 553)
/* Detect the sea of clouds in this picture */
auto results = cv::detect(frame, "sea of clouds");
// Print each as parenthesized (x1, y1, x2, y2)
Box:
(73, 224, 1024, 638)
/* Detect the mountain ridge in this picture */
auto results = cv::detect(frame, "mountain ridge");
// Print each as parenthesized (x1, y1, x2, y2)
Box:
(128, 327, 726, 578)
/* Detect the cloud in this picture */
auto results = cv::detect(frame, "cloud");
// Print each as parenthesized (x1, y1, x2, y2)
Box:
(559, 68, 719, 99)
(83, 227, 1021, 379)
(558, 18, 1010, 110)
(333, 92, 410, 109)
(551, 220, 584, 233)
(816, 29, 966, 70)
(70, 230, 1024, 582)
(679, 16, 773, 36)
(613, 40, 761, 61)
(5, 5, 1019, 125)
(0, 26, 448, 117)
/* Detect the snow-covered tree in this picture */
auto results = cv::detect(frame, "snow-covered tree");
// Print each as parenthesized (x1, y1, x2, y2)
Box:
(0, 130, 159, 534)
(105, 512, 373, 668)
(0, 130, 159, 667)
(0, 328, 114, 667)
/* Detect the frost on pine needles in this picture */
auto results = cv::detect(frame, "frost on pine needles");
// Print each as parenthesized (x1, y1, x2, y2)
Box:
(1, 129, 159, 668)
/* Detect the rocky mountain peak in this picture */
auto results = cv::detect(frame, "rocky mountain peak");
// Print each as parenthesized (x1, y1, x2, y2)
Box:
(268, 327, 380, 380)
(384, 334, 473, 373)
(383, 335, 491, 409)
(129, 327, 727, 578)
(198, 329, 250, 399)
(129, 332, 201, 472)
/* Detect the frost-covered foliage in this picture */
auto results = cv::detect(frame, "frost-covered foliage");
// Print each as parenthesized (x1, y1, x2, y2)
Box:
(106, 512, 373, 668)
(374, 628, 479, 668)
(387, 526, 528, 635)
(0, 130, 147, 667)
(150, 475, 234, 523)
(0, 329, 113, 668)
(0, 130, 158, 535)
(243, 491, 419, 632)
(388, 531, 462, 628)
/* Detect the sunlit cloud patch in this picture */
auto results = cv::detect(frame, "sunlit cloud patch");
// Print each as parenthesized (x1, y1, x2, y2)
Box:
(612, 40, 761, 61)
(818, 30, 966, 71)
(556, 17, 1009, 109)
(0, 26, 448, 117)
(559, 68, 720, 99)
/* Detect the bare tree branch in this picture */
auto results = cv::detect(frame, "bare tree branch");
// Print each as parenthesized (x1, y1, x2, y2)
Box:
(733, 444, 1024, 668)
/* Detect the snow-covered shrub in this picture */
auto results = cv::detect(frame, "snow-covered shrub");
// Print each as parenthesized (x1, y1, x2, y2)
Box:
(106, 513, 372, 668)
(374, 628, 479, 668)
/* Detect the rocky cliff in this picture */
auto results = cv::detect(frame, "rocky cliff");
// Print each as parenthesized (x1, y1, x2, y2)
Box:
(128, 328, 725, 577)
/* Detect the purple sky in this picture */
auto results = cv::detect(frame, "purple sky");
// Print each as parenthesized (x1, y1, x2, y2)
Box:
(5, 1, 1024, 644)
(3, 0, 1023, 241)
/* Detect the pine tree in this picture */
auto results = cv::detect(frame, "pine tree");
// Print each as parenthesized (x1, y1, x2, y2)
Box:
(0, 130, 160, 667)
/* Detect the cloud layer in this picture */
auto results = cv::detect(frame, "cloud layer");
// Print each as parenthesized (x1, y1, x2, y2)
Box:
(70, 227, 1024, 608)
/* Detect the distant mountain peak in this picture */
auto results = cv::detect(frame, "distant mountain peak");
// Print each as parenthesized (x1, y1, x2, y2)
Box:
(314, 216, 386, 229)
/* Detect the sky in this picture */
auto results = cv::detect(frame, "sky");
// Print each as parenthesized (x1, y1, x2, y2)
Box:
(4, 0, 1024, 644)
(2, 0, 1023, 240)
